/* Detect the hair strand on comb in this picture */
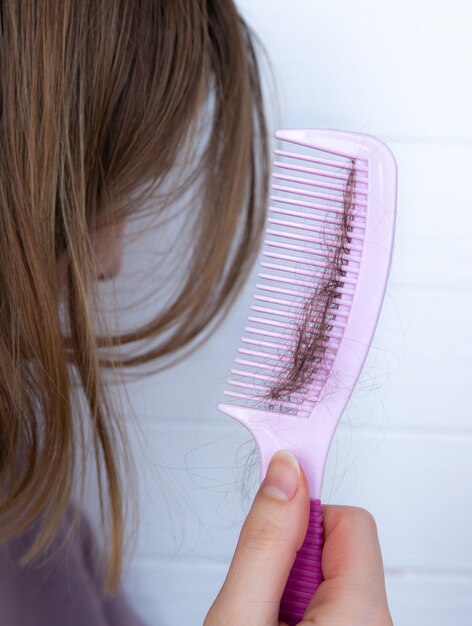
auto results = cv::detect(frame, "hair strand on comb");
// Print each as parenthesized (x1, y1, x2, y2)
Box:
(267, 161, 357, 406)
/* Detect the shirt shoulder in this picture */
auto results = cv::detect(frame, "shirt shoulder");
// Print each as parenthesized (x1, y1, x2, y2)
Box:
(0, 504, 147, 626)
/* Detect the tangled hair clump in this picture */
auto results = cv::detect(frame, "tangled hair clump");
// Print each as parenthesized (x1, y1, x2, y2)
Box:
(268, 164, 356, 403)
(0, 1, 268, 590)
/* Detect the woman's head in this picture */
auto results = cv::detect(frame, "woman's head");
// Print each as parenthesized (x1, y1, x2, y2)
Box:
(0, 1, 268, 589)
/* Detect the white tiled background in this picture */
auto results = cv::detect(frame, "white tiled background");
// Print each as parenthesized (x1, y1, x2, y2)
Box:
(94, 2, 472, 624)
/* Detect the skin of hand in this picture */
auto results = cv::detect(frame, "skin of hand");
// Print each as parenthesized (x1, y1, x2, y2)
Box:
(204, 450, 393, 626)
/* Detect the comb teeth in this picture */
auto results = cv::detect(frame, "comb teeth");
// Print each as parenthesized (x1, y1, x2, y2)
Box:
(223, 139, 368, 416)
(267, 206, 365, 241)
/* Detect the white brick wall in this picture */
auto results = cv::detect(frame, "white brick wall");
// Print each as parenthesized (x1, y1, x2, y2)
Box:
(94, 2, 472, 624)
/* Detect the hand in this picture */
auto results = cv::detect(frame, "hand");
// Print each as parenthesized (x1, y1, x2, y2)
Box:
(204, 450, 393, 626)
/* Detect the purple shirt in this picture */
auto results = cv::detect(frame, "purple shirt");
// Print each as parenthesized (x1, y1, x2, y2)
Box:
(0, 505, 147, 626)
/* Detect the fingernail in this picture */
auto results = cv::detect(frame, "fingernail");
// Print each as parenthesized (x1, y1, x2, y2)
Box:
(262, 450, 300, 501)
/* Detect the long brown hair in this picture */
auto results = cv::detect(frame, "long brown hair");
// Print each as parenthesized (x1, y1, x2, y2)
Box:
(0, 1, 268, 590)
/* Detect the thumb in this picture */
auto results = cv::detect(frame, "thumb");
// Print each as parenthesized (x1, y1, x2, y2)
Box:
(205, 450, 310, 625)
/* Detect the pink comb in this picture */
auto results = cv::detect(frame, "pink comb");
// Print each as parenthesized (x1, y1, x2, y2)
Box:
(218, 128, 397, 625)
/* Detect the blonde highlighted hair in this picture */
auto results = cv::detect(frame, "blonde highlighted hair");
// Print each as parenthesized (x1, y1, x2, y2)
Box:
(0, 0, 268, 589)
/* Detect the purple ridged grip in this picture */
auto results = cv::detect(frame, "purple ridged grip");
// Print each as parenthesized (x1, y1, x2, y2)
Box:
(279, 499, 324, 626)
